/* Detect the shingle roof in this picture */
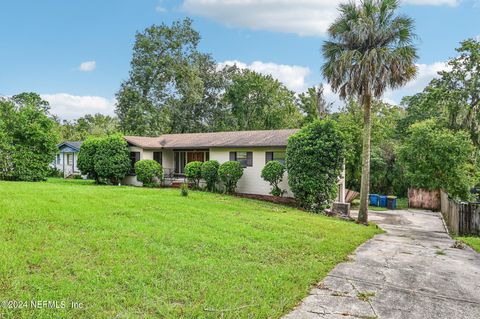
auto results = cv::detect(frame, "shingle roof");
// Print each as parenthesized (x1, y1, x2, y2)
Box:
(124, 129, 299, 149)
(58, 141, 83, 151)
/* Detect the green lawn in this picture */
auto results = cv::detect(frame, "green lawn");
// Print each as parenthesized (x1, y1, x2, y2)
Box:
(0, 179, 381, 318)
(457, 236, 480, 252)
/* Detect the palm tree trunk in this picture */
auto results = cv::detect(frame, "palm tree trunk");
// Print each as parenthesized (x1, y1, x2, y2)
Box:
(358, 94, 372, 224)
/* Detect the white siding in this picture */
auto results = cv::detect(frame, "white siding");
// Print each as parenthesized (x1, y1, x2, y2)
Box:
(123, 148, 174, 186)
(209, 147, 292, 197)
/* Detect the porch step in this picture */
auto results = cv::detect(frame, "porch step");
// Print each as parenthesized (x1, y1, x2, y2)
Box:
(170, 179, 187, 188)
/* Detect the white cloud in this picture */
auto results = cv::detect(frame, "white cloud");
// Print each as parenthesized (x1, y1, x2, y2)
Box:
(182, 0, 459, 36)
(218, 60, 311, 92)
(41, 93, 115, 120)
(155, 0, 167, 12)
(78, 61, 96, 72)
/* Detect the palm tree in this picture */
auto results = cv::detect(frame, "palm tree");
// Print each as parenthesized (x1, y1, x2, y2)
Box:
(322, 0, 417, 224)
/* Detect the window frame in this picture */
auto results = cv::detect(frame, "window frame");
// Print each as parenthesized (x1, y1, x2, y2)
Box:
(230, 151, 253, 168)
(265, 151, 286, 165)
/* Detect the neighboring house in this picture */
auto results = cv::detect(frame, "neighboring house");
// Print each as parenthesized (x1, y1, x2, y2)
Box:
(124, 129, 346, 201)
(53, 141, 83, 177)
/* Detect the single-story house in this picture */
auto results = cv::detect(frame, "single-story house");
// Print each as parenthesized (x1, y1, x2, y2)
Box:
(124, 129, 346, 201)
(53, 141, 83, 177)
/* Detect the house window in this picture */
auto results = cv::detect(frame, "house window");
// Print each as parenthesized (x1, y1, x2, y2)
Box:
(67, 154, 73, 165)
(130, 152, 140, 173)
(230, 151, 253, 168)
(56, 154, 60, 164)
(266, 151, 286, 165)
(153, 152, 162, 165)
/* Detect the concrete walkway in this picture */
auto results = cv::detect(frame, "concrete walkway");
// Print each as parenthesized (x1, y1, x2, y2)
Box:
(284, 209, 480, 319)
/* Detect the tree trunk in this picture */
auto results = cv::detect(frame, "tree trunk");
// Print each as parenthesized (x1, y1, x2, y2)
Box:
(358, 94, 372, 224)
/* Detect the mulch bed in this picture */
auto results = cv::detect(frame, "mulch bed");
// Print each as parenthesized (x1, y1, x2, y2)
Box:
(233, 193, 299, 208)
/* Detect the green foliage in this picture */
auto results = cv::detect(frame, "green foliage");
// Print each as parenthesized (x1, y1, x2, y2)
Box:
(58, 114, 119, 141)
(298, 85, 331, 125)
(115, 18, 234, 135)
(398, 120, 475, 200)
(286, 120, 346, 212)
(185, 161, 203, 188)
(0, 93, 59, 181)
(93, 135, 131, 185)
(224, 69, 302, 130)
(218, 161, 244, 194)
(333, 100, 407, 195)
(180, 183, 189, 196)
(77, 137, 102, 182)
(135, 159, 163, 187)
(322, 0, 417, 100)
(201, 160, 219, 192)
(401, 39, 480, 147)
(261, 161, 286, 196)
(46, 166, 63, 178)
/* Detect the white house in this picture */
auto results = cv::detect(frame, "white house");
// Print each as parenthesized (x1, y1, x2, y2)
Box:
(53, 141, 82, 177)
(123, 129, 346, 201)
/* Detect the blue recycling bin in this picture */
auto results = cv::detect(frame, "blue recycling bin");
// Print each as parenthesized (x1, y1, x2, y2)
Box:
(369, 194, 379, 206)
(379, 195, 387, 207)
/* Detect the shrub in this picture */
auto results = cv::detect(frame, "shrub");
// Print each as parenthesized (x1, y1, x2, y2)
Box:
(201, 160, 220, 192)
(398, 120, 475, 201)
(94, 135, 131, 185)
(77, 137, 102, 183)
(286, 119, 346, 212)
(135, 159, 163, 187)
(47, 166, 63, 178)
(261, 161, 286, 196)
(218, 161, 244, 194)
(180, 183, 189, 196)
(0, 93, 59, 182)
(185, 161, 203, 189)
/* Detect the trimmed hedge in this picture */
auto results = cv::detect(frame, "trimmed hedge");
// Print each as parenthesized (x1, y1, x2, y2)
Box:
(77, 137, 101, 182)
(93, 135, 131, 185)
(201, 160, 220, 192)
(261, 161, 286, 196)
(185, 161, 203, 189)
(135, 159, 163, 187)
(286, 120, 345, 212)
(218, 161, 244, 194)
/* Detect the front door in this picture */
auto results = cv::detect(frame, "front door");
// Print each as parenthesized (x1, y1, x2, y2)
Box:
(187, 152, 205, 163)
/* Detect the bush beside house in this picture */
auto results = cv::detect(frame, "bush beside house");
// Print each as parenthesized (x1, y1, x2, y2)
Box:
(286, 120, 346, 212)
(201, 160, 220, 192)
(77, 137, 101, 183)
(78, 135, 130, 185)
(261, 161, 286, 196)
(185, 161, 203, 189)
(218, 161, 244, 194)
(135, 159, 163, 187)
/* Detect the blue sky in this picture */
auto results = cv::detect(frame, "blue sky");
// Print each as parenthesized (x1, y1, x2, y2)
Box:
(0, 0, 478, 119)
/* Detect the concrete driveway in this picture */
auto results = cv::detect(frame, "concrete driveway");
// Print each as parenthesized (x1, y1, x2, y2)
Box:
(284, 209, 480, 319)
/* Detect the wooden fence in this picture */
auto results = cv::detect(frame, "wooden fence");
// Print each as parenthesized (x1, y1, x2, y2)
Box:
(440, 190, 480, 236)
(408, 188, 441, 211)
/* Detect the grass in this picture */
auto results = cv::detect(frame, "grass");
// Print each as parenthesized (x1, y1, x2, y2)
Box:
(357, 291, 376, 302)
(456, 236, 480, 252)
(0, 179, 381, 319)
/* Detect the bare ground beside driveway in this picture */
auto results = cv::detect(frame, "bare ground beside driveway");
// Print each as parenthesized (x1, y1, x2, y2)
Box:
(284, 209, 480, 319)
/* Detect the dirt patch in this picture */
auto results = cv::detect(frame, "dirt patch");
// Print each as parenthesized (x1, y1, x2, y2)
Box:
(233, 193, 299, 207)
